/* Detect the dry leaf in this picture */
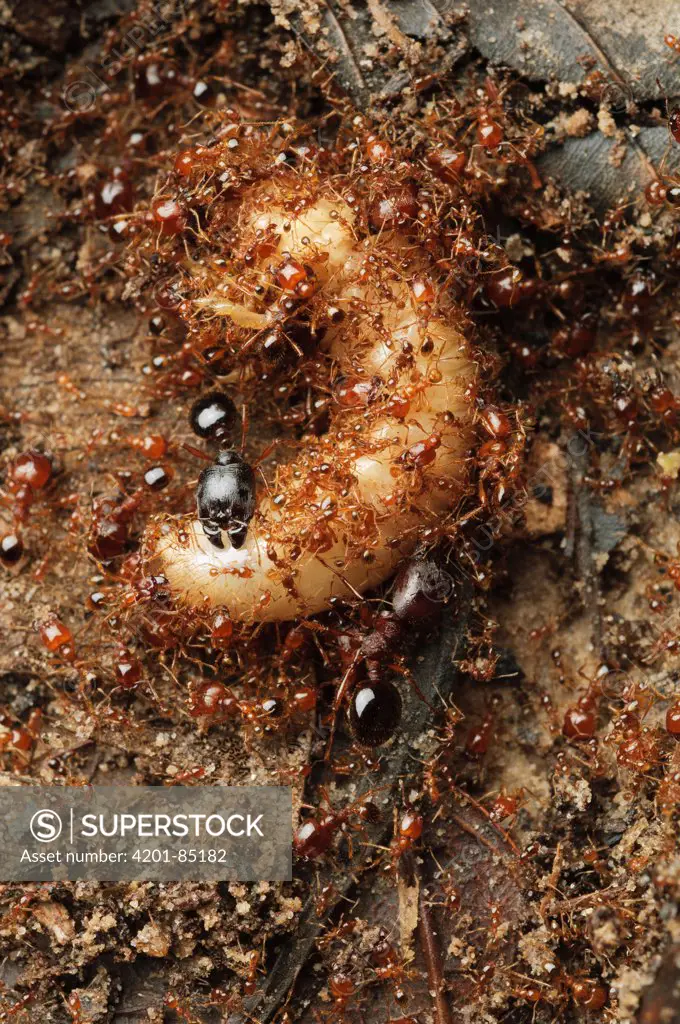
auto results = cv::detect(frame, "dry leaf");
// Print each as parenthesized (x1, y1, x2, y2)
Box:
(465, 0, 679, 104)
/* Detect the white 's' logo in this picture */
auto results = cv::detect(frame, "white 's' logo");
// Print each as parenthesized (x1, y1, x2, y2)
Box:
(30, 809, 62, 843)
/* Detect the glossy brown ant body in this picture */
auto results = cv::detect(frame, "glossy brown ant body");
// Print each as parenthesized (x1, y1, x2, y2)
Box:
(293, 789, 381, 861)
(389, 806, 423, 860)
(0, 450, 55, 555)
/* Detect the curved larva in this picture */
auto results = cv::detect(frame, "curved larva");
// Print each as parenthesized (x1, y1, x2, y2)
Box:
(151, 196, 477, 622)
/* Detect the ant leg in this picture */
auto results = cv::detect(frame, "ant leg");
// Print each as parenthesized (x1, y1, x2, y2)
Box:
(389, 660, 436, 712)
(324, 652, 361, 762)
(240, 402, 249, 450)
(253, 437, 293, 469)
(181, 442, 213, 463)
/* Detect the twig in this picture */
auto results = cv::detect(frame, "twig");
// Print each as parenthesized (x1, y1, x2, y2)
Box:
(418, 885, 452, 1024)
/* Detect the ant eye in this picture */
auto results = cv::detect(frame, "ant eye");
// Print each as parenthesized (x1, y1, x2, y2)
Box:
(349, 680, 402, 747)
(189, 391, 239, 442)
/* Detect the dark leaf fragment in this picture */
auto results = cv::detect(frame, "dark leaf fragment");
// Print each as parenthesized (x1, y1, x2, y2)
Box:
(539, 127, 680, 211)
(463, 0, 679, 104)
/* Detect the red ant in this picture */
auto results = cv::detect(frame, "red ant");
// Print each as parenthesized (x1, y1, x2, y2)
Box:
(316, 974, 361, 1024)
(664, 33, 680, 56)
(188, 680, 316, 738)
(0, 708, 43, 770)
(1, 449, 55, 529)
(242, 948, 262, 996)
(293, 788, 382, 861)
(476, 406, 527, 510)
(316, 916, 357, 952)
(388, 805, 423, 861)
(369, 936, 417, 1002)
(488, 787, 524, 825)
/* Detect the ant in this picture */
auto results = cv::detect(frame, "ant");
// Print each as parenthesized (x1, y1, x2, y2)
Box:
(188, 680, 316, 740)
(664, 33, 680, 57)
(243, 948, 262, 996)
(293, 787, 382, 861)
(369, 935, 418, 1002)
(185, 389, 285, 551)
(388, 804, 423, 861)
(316, 974, 361, 1024)
(476, 406, 527, 510)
